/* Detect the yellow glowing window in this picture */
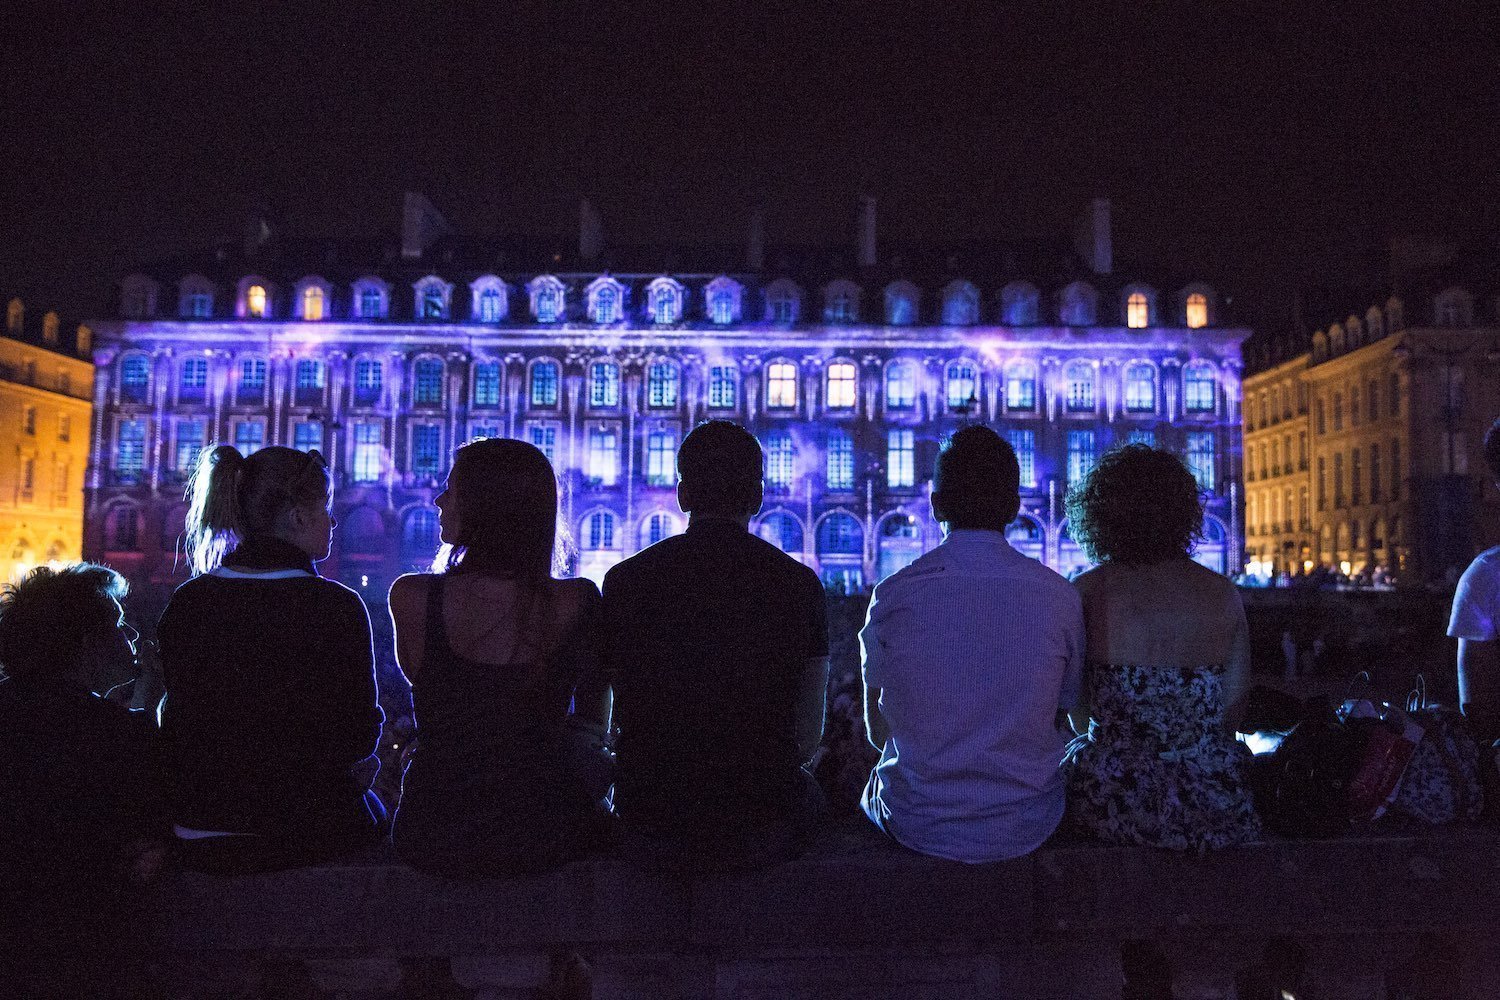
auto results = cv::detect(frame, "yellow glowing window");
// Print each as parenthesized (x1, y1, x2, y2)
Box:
(1126, 292, 1149, 329)
(767, 362, 798, 409)
(826, 362, 857, 409)
(302, 286, 325, 321)
(1186, 293, 1208, 329)
(247, 285, 267, 318)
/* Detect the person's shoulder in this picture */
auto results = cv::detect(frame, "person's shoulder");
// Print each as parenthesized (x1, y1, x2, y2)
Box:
(1465, 545, 1500, 574)
(303, 574, 371, 618)
(870, 546, 950, 600)
(389, 572, 435, 613)
(1008, 550, 1079, 600)
(551, 575, 602, 611)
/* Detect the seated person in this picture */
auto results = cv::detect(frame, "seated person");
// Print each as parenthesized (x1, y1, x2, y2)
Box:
(860, 426, 1082, 863)
(158, 445, 385, 873)
(1062, 444, 1260, 850)
(598, 420, 828, 870)
(389, 438, 612, 878)
(0, 564, 167, 996)
(1450, 419, 1500, 746)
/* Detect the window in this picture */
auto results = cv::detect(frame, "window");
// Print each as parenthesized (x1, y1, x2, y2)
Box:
(645, 430, 675, 487)
(58, 373, 70, 396)
(478, 288, 505, 323)
(945, 361, 978, 412)
(1315, 397, 1326, 435)
(1389, 372, 1400, 417)
(1332, 392, 1343, 432)
(535, 285, 561, 322)
(585, 511, 616, 550)
(647, 362, 679, 409)
(586, 426, 619, 486)
(294, 359, 325, 407)
(885, 283, 918, 325)
(412, 424, 442, 478)
(175, 420, 205, 474)
(185, 290, 213, 318)
(1391, 438, 1401, 499)
(179, 357, 208, 404)
(421, 285, 447, 319)
(643, 512, 679, 547)
(827, 428, 854, 490)
(116, 420, 146, 484)
(120, 354, 150, 405)
(302, 286, 325, 321)
(758, 512, 804, 554)
(470, 361, 501, 408)
(1185, 293, 1208, 329)
(766, 361, 798, 409)
(1060, 283, 1096, 325)
(530, 361, 559, 408)
(887, 429, 915, 488)
(1186, 432, 1215, 491)
(23, 407, 35, 435)
(1127, 429, 1155, 447)
(403, 509, 440, 554)
(708, 365, 738, 409)
(58, 415, 70, 442)
(105, 507, 139, 551)
(1368, 380, 1379, 423)
(237, 357, 266, 406)
(353, 423, 383, 483)
(592, 285, 620, 324)
(246, 285, 267, 318)
(1298, 431, 1308, 470)
(766, 431, 795, 490)
(293, 421, 322, 453)
(827, 284, 857, 322)
(826, 362, 857, 409)
(1316, 456, 1326, 511)
(1005, 362, 1037, 411)
(1334, 452, 1345, 508)
(234, 420, 263, 456)
(354, 358, 383, 407)
(1067, 430, 1096, 485)
(358, 286, 384, 319)
(1126, 292, 1149, 329)
(1351, 448, 1363, 505)
(1064, 361, 1095, 412)
(1298, 487, 1309, 529)
(886, 362, 917, 410)
(589, 361, 620, 408)
(1123, 363, 1155, 412)
(1001, 283, 1040, 325)
(469, 423, 499, 442)
(941, 282, 979, 325)
(413, 358, 445, 407)
(649, 284, 680, 325)
(1007, 430, 1036, 488)
(528, 423, 559, 465)
(1182, 363, 1216, 413)
(1350, 388, 1360, 427)
(818, 513, 862, 555)
(710, 292, 734, 325)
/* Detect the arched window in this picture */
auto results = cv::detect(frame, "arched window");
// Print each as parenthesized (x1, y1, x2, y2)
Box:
(530, 360, 560, 408)
(766, 360, 798, 409)
(884, 282, 919, 325)
(301, 285, 326, 321)
(827, 427, 854, 490)
(707, 364, 738, 409)
(353, 278, 388, 320)
(1064, 360, 1095, 412)
(757, 511, 804, 554)
(766, 430, 795, 489)
(402, 508, 440, 554)
(471, 360, 501, 408)
(1126, 292, 1149, 329)
(885, 361, 917, 410)
(353, 358, 383, 407)
(104, 506, 140, 551)
(584, 510, 616, 550)
(293, 359, 325, 408)
(179, 356, 208, 405)
(705, 276, 742, 324)
(765, 280, 801, 323)
(640, 511, 681, 548)
(1005, 360, 1037, 411)
(941, 281, 979, 325)
(817, 512, 863, 556)
(589, 361, 620, 408)
(1183, 362, 1217, 413)
(414, 277, 451, 320)
(824, 280, 859, 323)
(1059, 282, 1097, 326)
(1123, 362, 1156, 413)
(646, 361, 679, 409)
(179, 276, 215, 319)
(478, 287, 504, 323)
(648, 279, 682, 325)
(825, 361, 857, 409)
(120, 275, 159, 318)
(528, 276, 565, 322)
(945, 360, 978, 412)
(1000, 282, 1040, 325)
(469, 276, 508, 323)
(246, 284, 268, 318)
(1184, 290, 1210, 329)
(236, 356, 267, 406)
(594, 286, 619, 323)
(413, 357, 445, 407)
(119, 353, 150, 405)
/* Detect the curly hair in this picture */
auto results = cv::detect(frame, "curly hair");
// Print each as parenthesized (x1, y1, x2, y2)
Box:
(0, 563, 128, 681)
(1065, 444, 1204, 565)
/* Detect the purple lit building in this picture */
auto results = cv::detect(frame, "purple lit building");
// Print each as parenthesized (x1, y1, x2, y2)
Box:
(84, 193, 1248, 621)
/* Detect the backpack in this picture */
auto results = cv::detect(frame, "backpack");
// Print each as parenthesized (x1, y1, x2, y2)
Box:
(1392, 676, 1484, 825)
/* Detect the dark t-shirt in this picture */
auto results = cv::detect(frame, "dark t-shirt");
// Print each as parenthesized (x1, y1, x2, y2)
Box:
(157, 569, 383, 839)
(600, 519, 828, 835)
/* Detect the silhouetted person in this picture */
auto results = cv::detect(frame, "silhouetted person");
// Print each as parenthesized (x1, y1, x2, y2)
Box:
(1449, 418, 1500, 745)
(158, 445, 384, 873)
(860, 425, 1082, 862)
(0, 564, 167, 997)
(389, 438, 612, 877)
(598, 420, 829, 870)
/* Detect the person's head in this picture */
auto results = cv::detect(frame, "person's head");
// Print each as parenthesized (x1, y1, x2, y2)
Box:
(1484, 418, 1500, 483)
(676, 420, 764, 522)
(931, 425, 1021, 532)
(0, 563, 135, 692)
(436, 437, 560, 580)
(184, 445, 334, 574)
(1066, 444, 1203, 565)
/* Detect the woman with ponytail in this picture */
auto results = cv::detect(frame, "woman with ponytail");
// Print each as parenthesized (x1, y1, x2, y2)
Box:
(388, 437, 612, 878)
(157, 445, 385, 873)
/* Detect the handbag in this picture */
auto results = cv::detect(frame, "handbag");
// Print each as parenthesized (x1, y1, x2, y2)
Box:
(1392, 675, 1484, 824)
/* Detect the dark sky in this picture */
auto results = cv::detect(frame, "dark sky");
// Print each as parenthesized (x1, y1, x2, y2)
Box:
(3, 3, 1496, 332)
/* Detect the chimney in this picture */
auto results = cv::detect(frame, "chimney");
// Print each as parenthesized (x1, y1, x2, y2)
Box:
(746, 204, 766, 271)
(856, 196, 877, 268)
(579, 198, 603, 262)
(1073, 197, 1112, 276)
(401, 191, 452, 260)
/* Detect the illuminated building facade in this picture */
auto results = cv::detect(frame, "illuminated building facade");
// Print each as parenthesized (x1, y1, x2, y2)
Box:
(1243, 258, 1500, 584)
(85, 193, 1247, 620)
(0, 298, 94, 581)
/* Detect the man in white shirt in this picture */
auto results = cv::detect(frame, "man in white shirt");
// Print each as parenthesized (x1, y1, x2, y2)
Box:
(1447, 419, 1500, 744)
(860, 426, 1083, 863)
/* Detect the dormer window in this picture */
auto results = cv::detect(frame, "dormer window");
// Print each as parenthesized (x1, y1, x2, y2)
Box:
(764, 279, 801, 324)
(587, 277, 626, 324)
(237, 277, 273, 319)
(247, 286, 267, 318)
(528, 276, 566, 322)
(120, 274, 159, 319)
(352, 277, 389, 320)
(42, 312, 59, 345)
(1185, 293, 1208, 329)
(884, 281, 919, 325)
(705, 276, 743, 324)
(940, 281, 980, 326)
(1000, 282, 1040, 325)
(469, 276, 509, 323)
(766, 360, 798, 409)
(1125, 291, 1150, 329)
(413, 276, 453, 320)
(1059, 282, 1098, 326)
(1435, 287, 1473, 327)
(178, 275, 216, 319)
(647, 278, 684, 325)
(823, 280, 860, 323)
(296, 278, 331, 321)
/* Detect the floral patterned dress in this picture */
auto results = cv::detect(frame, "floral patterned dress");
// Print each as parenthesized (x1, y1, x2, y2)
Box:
(1064, 662, 1261, 851)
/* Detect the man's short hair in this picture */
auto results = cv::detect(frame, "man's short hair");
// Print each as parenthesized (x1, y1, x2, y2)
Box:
(1484, 418, 1500, 482)
(933, 426, 1021, 529)
(0, 563, 127, 682)
(677, 420, 764, 513)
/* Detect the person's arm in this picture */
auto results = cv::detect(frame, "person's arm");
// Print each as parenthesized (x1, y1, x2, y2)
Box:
(387, 574, 427, 686)
(864, 683, 890, 752)
(859, 584, 891, 752)
(1458, 640, 1500, 743)
(1059, 588, 1087, 734)
(796, 656, 829, 763)
(567, 580, 612, 734)
(1222, 589, 1252, 733)
(317, 588, 384, 770)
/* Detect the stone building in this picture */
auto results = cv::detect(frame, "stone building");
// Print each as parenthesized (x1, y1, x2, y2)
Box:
(0, 298, 95, 581)
(1243, 251, 1500, 583)
(85, 193, 1248, 622)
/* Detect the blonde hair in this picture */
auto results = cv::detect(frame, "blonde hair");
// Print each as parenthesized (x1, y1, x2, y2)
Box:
(183, 445, 331, 575)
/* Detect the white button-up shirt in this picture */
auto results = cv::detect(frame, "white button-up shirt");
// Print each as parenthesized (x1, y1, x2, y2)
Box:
(860, 529, 1084, 863)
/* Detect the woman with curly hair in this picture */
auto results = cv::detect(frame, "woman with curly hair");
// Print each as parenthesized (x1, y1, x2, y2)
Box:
(1062, 444, 1260, 851)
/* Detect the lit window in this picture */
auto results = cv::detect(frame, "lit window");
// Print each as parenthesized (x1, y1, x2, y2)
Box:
(945, 361, 978, 412)
(120, 354, 150, 405)
(817, 512, 862, 555)
(1067, 430, 1096, 485)
(1186, 432, 1215, 491)
(186, 291, 213, 318)
(530, 361, 559, 407)
(767, 361, 798, 409)
(1005, 362, 1036, 411)
(421, 287, 446, 319)
(586, 511, 616, 550)
(829, 291, 855, 322)
(358, 287, 384, 319)
(1183, 363, 1217, 413)
(302, 286, 325, 321)
(886, 362, 917, 410)
(354, 359, 383, 407)
(237, 358, 266, 406)
(179, 357, 208, 404)
(1123, 363, 1155, 412)
(58, 415, 70, 442)
(766, 430, 795, 489)
(115, 422, 143, 480)
(593, 286, 620, 324)
(586, 425, 619, 486)
(294, 359, 325, 407)
(470, 423, 499, 442)
(471, 361, 501, 408)
(1007, 430, 1036, 488)
(708, 365, 738, 409)
(403, 509, 440, 553)
(411, 424, 442, 478)
(645, 430, 676, 487)
(353, 424, 383, 483)
(293, 421, 323, 453)
(413, 358, 445, 407)
(536, 286, 561, 322)
(175, 420, 205, 475)
(1127, 429, 1155, 447)
(650, 286, 680, 324)
(888, 428, 915, 488)
(711, 293, 734, 325)
(942, 284, 978, 325)
(234, 420, 263, 456)
(589, 362, 620, 408)
(758, 512, 803, 554)
(528, 423, 559, 465)
(478, 288, 504, 323)
(246, 285, 267, 318)
(647, 362, 679, 409)
(1126, 292, 1149, 329)
(645, 513, 677, 546)
(1065, 361, 1095, 412)
(826, 362, 857, 409)
(1186, 293, 1208, 329)
(827, 428, 854, 490)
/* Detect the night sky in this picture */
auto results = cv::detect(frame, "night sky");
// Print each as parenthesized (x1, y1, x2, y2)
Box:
(3, 4, 1496, 334)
